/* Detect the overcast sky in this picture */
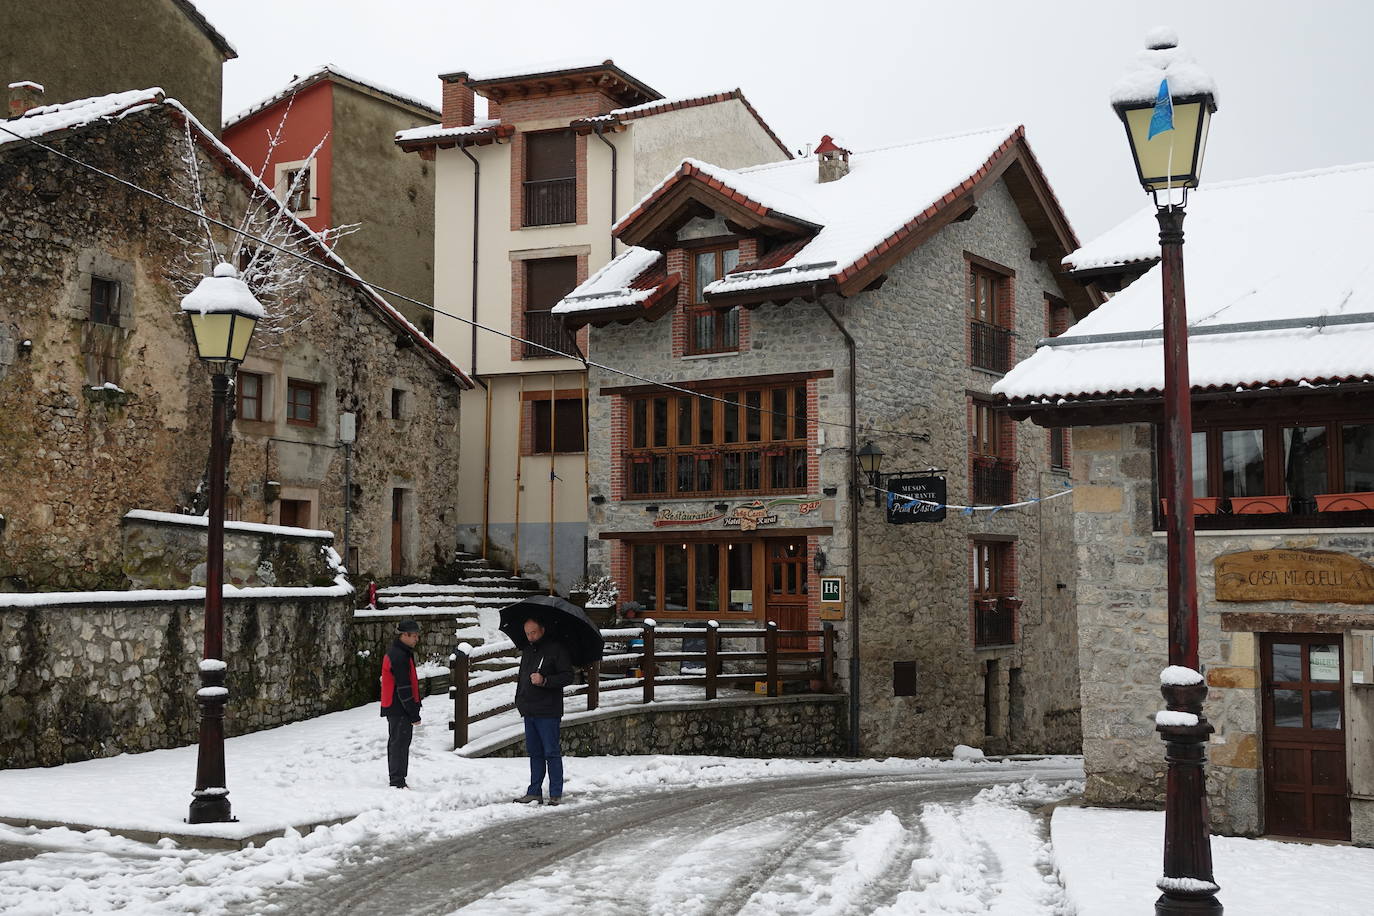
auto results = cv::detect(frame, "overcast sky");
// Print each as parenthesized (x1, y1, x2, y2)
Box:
(199, 0, 1373, 240)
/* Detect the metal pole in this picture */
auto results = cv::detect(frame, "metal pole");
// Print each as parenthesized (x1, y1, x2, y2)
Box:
(342, 441, 352, 571)
(189, 370, 233, 824)
(1153, 206, 1220, 915)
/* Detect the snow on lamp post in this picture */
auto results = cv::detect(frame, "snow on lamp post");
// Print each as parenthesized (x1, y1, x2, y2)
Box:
(1112, 29, 1221, 915)
(181, 262, 263, 824)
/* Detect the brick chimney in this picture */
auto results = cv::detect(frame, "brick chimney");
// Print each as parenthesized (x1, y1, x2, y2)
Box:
(815, 134, 850, 183)
(441, 78, 475, 128)
(8, 81, 44, 117)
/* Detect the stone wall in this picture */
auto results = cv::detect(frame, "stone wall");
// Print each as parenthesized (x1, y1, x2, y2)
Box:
(483, 695, 848, 759)
(583, 177, 1080, 759)
(1072, 422, 1374, 840)
(0, 592, 372, 769)
(121, 512, 341, 589)
(0, 103, 465, 592)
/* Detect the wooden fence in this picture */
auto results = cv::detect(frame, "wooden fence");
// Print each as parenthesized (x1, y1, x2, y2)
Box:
(448, 620, 837, 749)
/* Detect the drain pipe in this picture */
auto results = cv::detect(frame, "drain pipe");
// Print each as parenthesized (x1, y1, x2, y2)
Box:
(816, 286, 861, 757)
(592, 124, 617, 255)
(457, 143, 483, 383)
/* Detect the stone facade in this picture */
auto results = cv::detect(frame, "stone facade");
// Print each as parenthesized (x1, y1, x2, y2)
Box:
(121, 512, 343, 589)
(0, 592, 371, 768)
(583, 178, 1081, 758)
(0, 101, 468, 592)
(483, 695, 847, 759)
(1073, 422, 1374, 842)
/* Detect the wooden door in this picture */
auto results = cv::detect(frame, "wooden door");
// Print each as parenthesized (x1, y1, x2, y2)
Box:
(1261, 634, 1349, 840)
(390, 489, 405, 577)
(765, 538, 808, 649)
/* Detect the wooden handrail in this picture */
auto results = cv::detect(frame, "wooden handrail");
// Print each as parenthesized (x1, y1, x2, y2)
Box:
(449, 622, 838, 748)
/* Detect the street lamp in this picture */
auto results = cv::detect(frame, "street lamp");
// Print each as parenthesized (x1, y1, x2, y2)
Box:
(181, 262, 263, 824)
(1112, 29, 1220, 915)
(857, 440, 884, 507)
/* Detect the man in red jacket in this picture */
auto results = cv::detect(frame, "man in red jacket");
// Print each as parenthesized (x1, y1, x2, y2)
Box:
(380, 619, 422, 788)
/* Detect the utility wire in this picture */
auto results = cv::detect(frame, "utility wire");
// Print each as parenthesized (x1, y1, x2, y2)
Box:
(0, 116, 935, 445)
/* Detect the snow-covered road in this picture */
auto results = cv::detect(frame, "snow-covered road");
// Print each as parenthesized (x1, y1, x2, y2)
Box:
(245, 761, 1081, 915)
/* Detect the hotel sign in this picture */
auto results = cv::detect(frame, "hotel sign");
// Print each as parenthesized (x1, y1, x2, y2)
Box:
(652, 496, 823, 530)
(1215, 549, 1374, 604)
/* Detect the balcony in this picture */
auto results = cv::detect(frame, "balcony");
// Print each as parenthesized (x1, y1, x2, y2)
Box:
(523, 310, 574, 359)
(972, 457, 1014, 505)
(523, 177, 576, 227)
(974, 597, 1018, 647)
(970, 319, 1012, 373)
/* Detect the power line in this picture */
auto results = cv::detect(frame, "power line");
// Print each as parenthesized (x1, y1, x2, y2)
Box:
(0, 114, 934, 445)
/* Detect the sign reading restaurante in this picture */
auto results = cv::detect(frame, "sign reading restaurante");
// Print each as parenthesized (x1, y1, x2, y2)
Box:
(1215, 549, 1374, 604)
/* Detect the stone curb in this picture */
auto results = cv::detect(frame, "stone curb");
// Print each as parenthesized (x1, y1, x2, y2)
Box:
(0, 814, 355, 851)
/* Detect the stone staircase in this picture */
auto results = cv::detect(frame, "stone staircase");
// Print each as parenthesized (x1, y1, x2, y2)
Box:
(375, 551, 544, 672)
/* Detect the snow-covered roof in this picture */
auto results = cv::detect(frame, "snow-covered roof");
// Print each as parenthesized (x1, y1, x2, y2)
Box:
(0, 87, 471, 388)
(223, 64, 439, 129)
(0, 88, 165, 149)
(994, 161, 1374, 403)
(576, 125, 1027, 311)
(553, 247, 663, 315)
(448, 58, 627, 84)
(395, 118, 502, 144)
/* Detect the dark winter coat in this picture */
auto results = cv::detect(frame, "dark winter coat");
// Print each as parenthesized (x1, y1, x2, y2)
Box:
(380, 637, 422, 720)
(515, 637, 575, 718)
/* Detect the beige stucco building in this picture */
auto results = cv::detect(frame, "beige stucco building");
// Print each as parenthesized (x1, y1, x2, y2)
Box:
(398, 61, 790, 590)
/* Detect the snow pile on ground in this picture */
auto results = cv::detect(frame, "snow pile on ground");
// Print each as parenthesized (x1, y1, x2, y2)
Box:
(1053, 806, 1374, 915)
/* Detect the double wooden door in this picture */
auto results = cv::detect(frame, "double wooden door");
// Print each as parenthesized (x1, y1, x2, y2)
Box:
(1260, 633, 1349, 840)
(765, 538, 808, 649)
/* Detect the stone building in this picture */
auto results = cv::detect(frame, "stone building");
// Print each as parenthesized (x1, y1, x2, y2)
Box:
(1, 0, 235, 131)
(996, 162, 1374, 842)
(396, 60, 790, 592)
(0, 88, 471, 592)
(223, 66, 441, 332)
(554, 126, 1097, 757)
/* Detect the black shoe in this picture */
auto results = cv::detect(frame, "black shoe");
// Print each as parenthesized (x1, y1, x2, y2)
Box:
(392, 783, 409, 789)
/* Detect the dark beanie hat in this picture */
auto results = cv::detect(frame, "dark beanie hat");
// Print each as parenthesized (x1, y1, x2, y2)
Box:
(396, 619, 420, 634)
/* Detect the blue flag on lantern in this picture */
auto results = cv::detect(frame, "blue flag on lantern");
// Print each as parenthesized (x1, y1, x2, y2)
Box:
(1147, 78, 1174, 139)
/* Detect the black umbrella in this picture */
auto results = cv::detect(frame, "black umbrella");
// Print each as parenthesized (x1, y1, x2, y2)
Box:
(498, 595, 605, 667)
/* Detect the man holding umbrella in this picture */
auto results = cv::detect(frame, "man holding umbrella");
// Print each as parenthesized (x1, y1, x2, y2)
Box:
(501, 596, 604, 806)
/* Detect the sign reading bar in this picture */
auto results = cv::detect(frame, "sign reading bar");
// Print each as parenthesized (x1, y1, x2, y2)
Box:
(1215, 549, 1374, 604)
(886, 476, 946, 524)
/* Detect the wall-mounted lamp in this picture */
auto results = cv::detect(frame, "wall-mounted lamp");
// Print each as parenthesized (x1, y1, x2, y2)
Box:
(857, 440, 885, 507)
(644, 505, 659, 513)
(813, 549, 827, 574)
(590, 494, 607, 505)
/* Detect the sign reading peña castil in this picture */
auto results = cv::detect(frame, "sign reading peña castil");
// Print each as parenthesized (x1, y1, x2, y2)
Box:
(1214, 548, 1374, 604)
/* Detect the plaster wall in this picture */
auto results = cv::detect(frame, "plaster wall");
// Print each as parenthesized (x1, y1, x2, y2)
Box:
(0, 0, 226, 131)
(630, 99, 791, 197)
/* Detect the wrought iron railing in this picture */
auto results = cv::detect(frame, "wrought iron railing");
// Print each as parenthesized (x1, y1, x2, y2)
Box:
(523, 310, 574, 358)
(523, 177, 576, 226)
(974, 598, 1017, 647)
(970, 319, 1012, 372)
(972, 458, 1014, 505)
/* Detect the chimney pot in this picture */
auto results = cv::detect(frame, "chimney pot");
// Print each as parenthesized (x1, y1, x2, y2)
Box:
(815, 134, 850, 183)
(8, 80, 44, 117)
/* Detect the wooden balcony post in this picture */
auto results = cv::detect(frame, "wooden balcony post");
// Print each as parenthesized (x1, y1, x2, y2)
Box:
(587, 661, 600, 712)
(642, 620, 656, 704)
(765, 621, 779, 698)
(822, 621, 836, 693)
(451, 647, 470, 750)
(705, 619, 719, 700)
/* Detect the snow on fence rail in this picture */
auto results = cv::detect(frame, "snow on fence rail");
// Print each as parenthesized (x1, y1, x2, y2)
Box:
(447, 619, 838, 749)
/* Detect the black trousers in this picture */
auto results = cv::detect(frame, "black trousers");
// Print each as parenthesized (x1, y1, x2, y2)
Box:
(386, 715, 413, 787)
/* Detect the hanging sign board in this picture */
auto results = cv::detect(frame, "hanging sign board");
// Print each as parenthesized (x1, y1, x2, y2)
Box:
(886, 476, 946, 524)
(1215, 549, 1374, 603)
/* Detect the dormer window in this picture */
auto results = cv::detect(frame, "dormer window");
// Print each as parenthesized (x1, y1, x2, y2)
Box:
(687, 246, 740, 355)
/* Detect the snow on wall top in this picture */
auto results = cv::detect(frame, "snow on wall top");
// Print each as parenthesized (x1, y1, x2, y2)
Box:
(395, 118, 501, 144)
(8, 80, 43, 92)
(1109, 31, 1218, 107)
(125, 509, 333, 539)
(995, 160, 1374, 401)
(0, 88, 165, 149)
(224, 64, 439, 129)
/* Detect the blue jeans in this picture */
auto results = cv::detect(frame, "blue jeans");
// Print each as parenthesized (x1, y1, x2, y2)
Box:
(524, 716, 563, 798)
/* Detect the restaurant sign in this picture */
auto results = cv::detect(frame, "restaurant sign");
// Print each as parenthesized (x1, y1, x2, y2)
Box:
(1215, 549, 1374, 604)
(653, 496, 822, 530)
(886, 476, 946, 524)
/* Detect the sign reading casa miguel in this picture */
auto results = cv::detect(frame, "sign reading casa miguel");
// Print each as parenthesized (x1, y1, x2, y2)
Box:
(1215, 549, 1374, 603)
(652, 497, 822, 531)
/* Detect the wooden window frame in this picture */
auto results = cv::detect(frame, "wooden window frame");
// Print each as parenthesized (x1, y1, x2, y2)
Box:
(237, 371, 266, 422)
(522, 129, 577, 227)
(89, 276, 120, 326)
(286, 378, 320, 428)
(623, 382, 809, 499)
(628, 538, 760, 619)
(686, 245, 742, 355)
(529, 394, 587, 455)
(967, 257, 1013, 372)
(275, 158, 316, 217)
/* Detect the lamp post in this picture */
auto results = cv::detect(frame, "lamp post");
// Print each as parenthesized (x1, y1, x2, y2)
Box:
(857, 440, 884, 507)
(181, 263, 263, 824)
(1112, 30, 1220, 915)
